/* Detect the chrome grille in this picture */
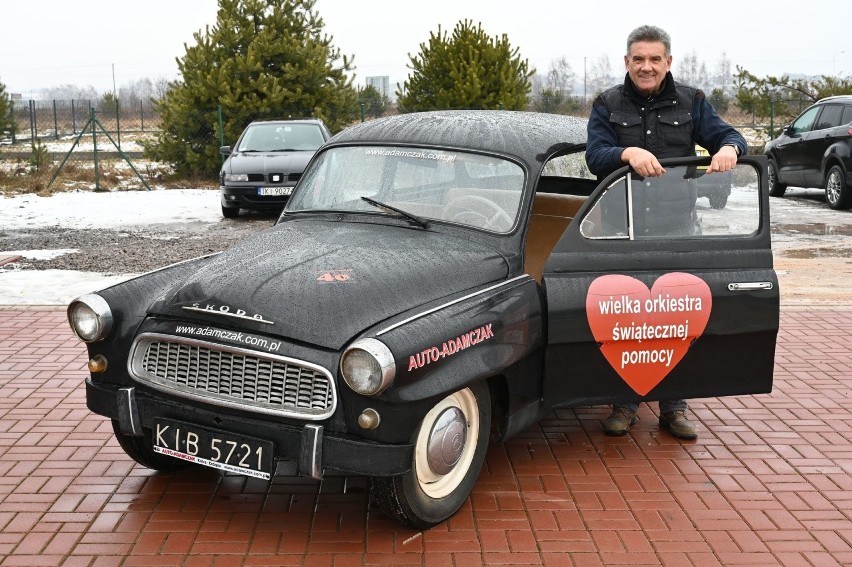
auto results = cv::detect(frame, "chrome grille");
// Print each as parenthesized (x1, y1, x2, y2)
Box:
(129, 333, 336, 419)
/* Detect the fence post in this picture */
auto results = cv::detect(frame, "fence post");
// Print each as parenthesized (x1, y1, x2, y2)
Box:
(769, 98, 775, 140)
(115, 97, 121, 151)
(71, 100, 77, 135)
(217, 105, 224, 163)
(140, 100, 145, 132)
(10, 99, 15, 144)
(29, 100, 36, 146)
(53, 100, 59, 140)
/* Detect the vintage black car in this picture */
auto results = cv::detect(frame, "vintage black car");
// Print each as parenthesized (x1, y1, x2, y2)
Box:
(69, 111, 779, 529)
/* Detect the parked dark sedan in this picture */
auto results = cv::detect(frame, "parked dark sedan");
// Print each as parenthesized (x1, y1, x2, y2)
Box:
(69, 111, 778, 529)
(764, 95, 852, 209)
(219, 119, 331, 218)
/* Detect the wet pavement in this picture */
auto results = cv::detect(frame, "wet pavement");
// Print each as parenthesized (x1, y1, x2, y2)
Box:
(1, 305, 851, 566)
(1, 188, 851, 565)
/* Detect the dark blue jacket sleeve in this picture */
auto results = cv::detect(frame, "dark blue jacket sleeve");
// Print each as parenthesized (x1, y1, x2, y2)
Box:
(585, 98, 626, 178)
(693, 96, 747, 156)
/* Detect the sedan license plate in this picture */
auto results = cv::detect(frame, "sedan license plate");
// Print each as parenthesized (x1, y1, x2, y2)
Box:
(152, 419, 274, 480)
(257, 186, 293, 196)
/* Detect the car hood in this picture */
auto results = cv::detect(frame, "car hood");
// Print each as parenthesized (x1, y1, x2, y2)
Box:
(152, 220, 509, 349)
(222, 151, 313, 175)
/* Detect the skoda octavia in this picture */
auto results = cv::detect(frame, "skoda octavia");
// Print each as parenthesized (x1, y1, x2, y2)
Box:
(70, 111, 779, 528)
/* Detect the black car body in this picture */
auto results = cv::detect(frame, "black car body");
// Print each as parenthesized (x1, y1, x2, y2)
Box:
(70, 111, 779, 529)
(764, 95, 852, 209)
(219, 119, 331, 217)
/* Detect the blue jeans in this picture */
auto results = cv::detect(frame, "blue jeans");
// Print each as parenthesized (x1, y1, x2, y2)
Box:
(616, 399, 688, 414)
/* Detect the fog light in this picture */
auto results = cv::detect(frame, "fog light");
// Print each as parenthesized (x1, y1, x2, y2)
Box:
(358, 408, 381, 430)
(88, 355, 108, 373)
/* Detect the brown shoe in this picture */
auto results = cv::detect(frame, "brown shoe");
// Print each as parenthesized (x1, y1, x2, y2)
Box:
(659, 410, 698, 439)
(602, 407, 638, 436)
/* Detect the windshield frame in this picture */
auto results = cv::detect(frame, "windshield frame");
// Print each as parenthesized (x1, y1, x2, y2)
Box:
(284, 143, 529, 235)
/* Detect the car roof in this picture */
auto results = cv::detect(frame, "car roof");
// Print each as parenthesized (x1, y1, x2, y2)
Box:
(248, 119, 326, 125)
(816, 95, 852, 105)
(327, 110, 588, 166)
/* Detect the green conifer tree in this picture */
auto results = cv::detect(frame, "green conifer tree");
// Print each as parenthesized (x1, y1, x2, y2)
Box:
(397, 20, 532, 112)
(145, 0, 358, 177)
(0, 78, 16, 140)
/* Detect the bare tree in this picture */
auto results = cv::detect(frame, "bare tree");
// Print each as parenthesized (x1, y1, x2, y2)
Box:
(676, 50, 710, 89)
(546, 56, 576, 96)
(587, 55, 616, 97)
(713, 52, 733, 92)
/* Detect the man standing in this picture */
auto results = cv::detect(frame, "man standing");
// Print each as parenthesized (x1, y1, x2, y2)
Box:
(585, 25, 747, 439)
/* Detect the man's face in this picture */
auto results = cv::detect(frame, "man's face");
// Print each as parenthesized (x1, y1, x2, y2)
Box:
(624, 40, 672, 97)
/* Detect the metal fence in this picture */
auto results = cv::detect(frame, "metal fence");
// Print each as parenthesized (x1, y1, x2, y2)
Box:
(3, 98, 160, 147)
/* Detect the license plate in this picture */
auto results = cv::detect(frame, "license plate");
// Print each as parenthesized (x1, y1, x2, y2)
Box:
(152, 419, 274, 480)
(257, 186, 292, 196)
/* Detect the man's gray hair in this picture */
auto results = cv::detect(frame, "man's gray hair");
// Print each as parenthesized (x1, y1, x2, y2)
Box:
(626, 25, 672, 56)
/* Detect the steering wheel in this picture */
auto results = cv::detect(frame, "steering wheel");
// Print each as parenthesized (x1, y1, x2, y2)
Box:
(442, 195, 513, 231)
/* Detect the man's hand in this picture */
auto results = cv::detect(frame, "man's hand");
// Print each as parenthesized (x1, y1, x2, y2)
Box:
(706, 145, 738, 174)
(621, 147, 666, 177)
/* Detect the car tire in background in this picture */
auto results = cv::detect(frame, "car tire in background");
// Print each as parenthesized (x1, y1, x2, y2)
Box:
(221, 205, 240, 219)
(370, 381, 491, 529)
(767, 159, 787, 197)
(825, 164, 852, 210)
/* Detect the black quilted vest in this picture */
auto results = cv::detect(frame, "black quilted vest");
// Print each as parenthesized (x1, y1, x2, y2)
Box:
(600, 73, 698, 160)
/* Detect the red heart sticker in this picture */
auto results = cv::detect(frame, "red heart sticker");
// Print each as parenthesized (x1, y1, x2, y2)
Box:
(585, 273, 712, 395)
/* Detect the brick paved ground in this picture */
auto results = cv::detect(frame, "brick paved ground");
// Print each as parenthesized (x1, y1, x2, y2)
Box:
(1, 306, 850, 566)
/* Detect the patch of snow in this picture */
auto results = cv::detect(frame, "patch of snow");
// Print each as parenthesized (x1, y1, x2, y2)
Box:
(0, 188, 219, 229)
(0, 270, 137, 305)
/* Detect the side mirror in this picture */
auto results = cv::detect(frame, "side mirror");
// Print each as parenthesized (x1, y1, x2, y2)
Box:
(220, 145, 232, 156)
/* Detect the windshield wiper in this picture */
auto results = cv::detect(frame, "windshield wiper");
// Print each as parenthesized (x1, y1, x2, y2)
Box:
(361, 196, 429, 229)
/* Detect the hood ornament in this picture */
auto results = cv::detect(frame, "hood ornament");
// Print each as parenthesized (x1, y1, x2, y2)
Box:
(182, 303, 274, 325)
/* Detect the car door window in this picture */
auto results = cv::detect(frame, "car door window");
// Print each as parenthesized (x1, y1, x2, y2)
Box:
(789, 106, 821, 135)
(580, 163, 760, 239)
(814, 104, 844, 131)
(841, 106, 852, 127)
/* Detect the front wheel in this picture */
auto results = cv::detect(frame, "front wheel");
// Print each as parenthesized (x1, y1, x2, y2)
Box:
(370, 382, 491, 529)
(768, 159, 787, 197)
(221, 204, 240, 218)
(111, 420, 189, 472)
(825, 165, 852, 210)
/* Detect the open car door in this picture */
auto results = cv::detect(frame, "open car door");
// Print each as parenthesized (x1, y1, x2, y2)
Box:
(542, 156, 778, 406)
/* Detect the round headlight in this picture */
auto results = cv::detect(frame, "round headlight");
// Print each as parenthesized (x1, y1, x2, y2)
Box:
(340, 338, 395, 395)
(67, 294, 113, 343)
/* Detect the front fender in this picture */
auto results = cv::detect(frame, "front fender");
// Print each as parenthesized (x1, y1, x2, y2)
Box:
(76, 254, 220, 386)
(365, 276, 542, 404)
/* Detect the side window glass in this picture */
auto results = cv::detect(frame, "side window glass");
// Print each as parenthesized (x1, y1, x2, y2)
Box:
(543, 152, 595, 179)
(789, 106, 820, 135)
(814, 105, 844, 130)
(581, 164, 760, 240)
(580, 178, 629, 239)
(841, 106, 852, 127)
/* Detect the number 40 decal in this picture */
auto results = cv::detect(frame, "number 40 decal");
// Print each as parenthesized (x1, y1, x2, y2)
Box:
(316, 269, 352, 283)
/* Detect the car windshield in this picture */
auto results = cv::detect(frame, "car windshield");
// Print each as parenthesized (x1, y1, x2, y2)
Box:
(237, 123, 325, 152)
(286, 146, 525, 233)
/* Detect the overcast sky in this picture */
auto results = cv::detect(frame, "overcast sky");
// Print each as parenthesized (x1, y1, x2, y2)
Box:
(2, 0, 850, 98)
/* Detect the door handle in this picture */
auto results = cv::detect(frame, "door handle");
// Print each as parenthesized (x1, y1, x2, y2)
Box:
(728, 282, 774, 291)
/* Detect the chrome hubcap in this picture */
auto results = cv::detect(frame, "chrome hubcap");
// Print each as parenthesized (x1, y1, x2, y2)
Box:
(427, 407, 467, 475)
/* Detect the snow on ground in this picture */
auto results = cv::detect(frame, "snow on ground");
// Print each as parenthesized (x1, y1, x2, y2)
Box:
(0, 188, 215, 305)
(1, 188, 219, 229)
